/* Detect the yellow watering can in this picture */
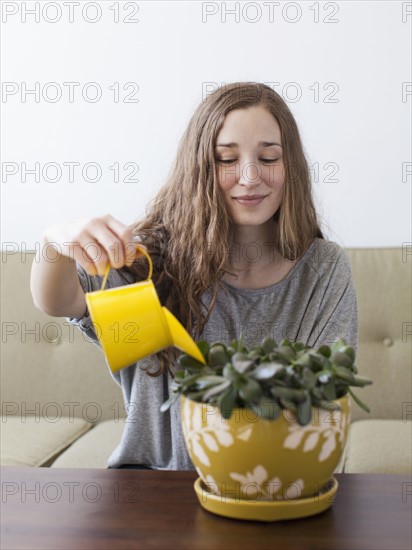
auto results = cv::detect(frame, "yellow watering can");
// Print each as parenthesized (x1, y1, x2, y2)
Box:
(85, 245, 206, 372)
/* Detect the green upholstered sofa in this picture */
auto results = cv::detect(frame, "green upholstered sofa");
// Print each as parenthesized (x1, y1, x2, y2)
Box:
(1, 248, 411, 473)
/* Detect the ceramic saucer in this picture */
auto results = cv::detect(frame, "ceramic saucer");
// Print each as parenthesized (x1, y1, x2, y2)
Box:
(194, 476, 338, 522)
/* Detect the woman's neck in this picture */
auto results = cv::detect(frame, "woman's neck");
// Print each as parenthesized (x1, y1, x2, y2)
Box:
(220, 221, 296, 289)
(228, 221, 281, 273)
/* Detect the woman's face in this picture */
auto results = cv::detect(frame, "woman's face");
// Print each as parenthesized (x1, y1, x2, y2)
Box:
(214, 105, 285, 228)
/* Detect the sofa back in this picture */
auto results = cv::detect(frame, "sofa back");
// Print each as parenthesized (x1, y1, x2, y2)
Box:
(345, 248, 410, 421)
(1, 252, 125, 423)
(1, 248, 410, 423)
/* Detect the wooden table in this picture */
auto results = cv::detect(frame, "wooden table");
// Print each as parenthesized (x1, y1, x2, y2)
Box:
(1, 467, 411, 549)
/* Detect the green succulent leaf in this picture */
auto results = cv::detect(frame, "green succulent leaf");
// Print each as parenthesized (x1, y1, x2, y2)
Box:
(233, 334, 247, 353)
(333, 365, 356, 383)
(217, 387, 238, 419)
(271, 386, 307, 403)
(252, 362, 285, 380)
(159, 392, 180, 412)
(178, 354, 205, 369)
(252, 397, 282, 420)
(195, 375, 227, 389)
(207, 345, 230, 367)
(292, 342, 306, 352)
(297, 393, 312, 426)
(308, 352, 328, 370)
(316, 370, 332, 383)
(348, 388, 371, 413)
(301, 367, 317, 389)
(261, 338, 277, 354)
(330, 338, 348, 353)
(294, 353, 312, 367)
(351, 375, 373, 387)
(179, 372, 206, 388)
(196, 341, 210, 358)
(186, 389, 211, 401)
(223, 364, 240, 381)
(332, 351, 353, 368)
(278, 398, 297, 414)
(226, 346, 236, 357)
(277, 346, 296, 362)
(322, 379, 337, 401)
(342, 345, 355, 361)
(232, 352, 255, 373)
(247, 349, 262, 360)
(202, 380, 231, 401)
(238, 379, 262, 402)
(311, 387, 323, 400)
(318, 345, 331, 358)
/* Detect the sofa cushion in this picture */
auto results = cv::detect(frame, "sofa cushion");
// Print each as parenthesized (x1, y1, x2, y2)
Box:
(343, 419, 412, 474)
(50, 420, 125, 468)
(0, 416, 92, 467)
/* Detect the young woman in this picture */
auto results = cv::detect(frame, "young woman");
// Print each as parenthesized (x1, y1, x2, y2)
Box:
(30, 82, 358, 471)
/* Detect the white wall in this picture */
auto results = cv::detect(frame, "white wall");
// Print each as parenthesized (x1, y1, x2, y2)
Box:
(1, 0, 411, 251)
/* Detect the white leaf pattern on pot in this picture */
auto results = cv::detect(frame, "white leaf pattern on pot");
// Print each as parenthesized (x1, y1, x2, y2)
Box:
(283, 430, 306, 449)
(230, 464, 268, 485)
(182, 398, 192, 434)
(236, 426, 253, 441)
(192, 405, 202, 431)
(266, 476, 282, 498)
(204, 474, 219, 494)
(283, 408, 346, 462)
(229, 466, 305, 501)
(192, 436, 211, 466)
(303, 432, 319, 452)
(206, 410, 234, 447)
(202, 432, 219, 452)
(196, 465, 219, 494)
(284, 478, 304, 499)
(319, 433, 337, 462)
(183, 402, 235, 467)
(214, 429, 234, 447)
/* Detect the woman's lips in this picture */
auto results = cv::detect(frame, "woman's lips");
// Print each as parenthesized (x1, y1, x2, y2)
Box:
(232, 195, 268, 206)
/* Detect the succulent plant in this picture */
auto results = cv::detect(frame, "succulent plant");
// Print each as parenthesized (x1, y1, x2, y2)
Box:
(161, 337, 373, 426)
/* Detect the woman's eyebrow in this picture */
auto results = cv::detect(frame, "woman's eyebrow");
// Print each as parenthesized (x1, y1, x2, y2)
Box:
(215, 141, 282, 148)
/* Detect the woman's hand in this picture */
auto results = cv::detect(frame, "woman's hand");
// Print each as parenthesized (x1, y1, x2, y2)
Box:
(42, 214, 141, 277)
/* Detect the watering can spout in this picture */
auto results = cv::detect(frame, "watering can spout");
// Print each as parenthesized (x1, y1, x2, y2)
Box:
(162, 307, 206, 365)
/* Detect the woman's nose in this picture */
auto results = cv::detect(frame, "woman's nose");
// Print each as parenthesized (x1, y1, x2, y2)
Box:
(238, 160, 262, 186)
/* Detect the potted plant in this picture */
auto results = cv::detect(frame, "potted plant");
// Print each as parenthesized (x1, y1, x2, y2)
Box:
(161, 337, 372, 518)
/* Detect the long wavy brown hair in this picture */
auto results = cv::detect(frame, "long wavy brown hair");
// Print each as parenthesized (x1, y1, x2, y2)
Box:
(119, 82, 323, 377)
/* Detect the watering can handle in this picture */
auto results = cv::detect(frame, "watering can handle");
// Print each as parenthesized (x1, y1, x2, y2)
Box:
(100, 244, 153, 290)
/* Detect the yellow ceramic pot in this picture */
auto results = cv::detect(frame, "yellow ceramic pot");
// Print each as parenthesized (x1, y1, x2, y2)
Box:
(181, 394, 350, 501)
